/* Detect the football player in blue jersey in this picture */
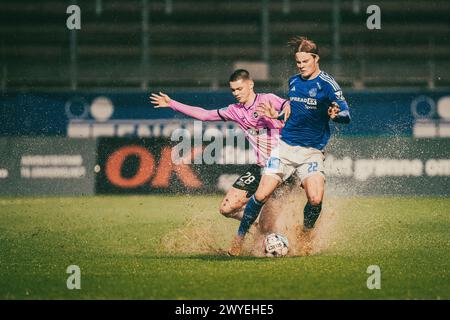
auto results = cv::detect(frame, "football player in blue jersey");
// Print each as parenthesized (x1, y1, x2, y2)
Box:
(228, 36, 351, 256)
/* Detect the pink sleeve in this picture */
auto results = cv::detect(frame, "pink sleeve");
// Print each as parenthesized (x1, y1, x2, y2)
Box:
(216, 105, 236, 121)
(265, 94, 288, 112)
(169, 100, 222, 121)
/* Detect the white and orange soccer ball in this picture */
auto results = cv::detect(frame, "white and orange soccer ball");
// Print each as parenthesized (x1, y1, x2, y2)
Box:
(264, 233, 289, 257)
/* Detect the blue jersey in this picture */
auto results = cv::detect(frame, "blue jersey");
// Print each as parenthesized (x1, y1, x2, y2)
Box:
(281, 71, 351, 150)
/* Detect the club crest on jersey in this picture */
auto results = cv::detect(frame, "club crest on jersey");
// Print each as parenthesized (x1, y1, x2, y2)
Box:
(252, 111, 259, 119)
(309, 88, 317, 97)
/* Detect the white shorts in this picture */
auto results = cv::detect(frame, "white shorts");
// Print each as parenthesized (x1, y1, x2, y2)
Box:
(263, 139, 325, 183)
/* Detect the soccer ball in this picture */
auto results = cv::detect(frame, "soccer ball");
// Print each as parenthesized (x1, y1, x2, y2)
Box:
(264, 233, 289, 257)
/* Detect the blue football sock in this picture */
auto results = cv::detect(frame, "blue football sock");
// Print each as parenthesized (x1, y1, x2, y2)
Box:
(304, 202, 322, 229)
(238, 195, 264, 237)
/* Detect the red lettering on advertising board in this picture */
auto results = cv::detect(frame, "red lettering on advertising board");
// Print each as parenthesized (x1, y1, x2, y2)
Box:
(151, 147, 202, 188)
(105, 145, 202, 189)
(105, 146, 155, 188)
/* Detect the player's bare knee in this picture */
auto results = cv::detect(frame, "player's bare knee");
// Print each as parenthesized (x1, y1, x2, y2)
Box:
(254, 191, 270, 203)
(220, 200, 244, 218)
(308, 195, 322, 206)
(219, 201, 232, 217)
(219, 207, 228, 217)
(221, 207, 240, 218)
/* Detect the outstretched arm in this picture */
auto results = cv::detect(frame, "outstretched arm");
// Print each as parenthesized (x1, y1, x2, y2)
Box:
(150, 92, 223, 121)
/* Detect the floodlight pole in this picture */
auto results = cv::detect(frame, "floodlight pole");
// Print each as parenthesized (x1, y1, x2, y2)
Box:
(352, 0, 361, 14)
(1, 65, 6, 93)
(282, 0, 291, 15)
(95, 0, 103, 15)
(261, 0, 270, 63)
(165, 0, 173, 15)
(69, 0, 78, 91)
(332, 0, 341, 75)
(428, 37, 435, 89)
(141, 0, 150, 90)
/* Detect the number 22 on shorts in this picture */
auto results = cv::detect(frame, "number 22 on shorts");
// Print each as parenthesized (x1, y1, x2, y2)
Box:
(308, 162, 318, 173)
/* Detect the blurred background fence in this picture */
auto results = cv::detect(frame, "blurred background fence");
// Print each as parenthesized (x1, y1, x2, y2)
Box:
(1, 0, 449, 92)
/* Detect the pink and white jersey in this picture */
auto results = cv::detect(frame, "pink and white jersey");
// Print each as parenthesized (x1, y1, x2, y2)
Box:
(169, 93, 288, 167)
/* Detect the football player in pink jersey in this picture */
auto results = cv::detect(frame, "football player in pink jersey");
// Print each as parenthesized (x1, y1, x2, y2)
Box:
(150, 69, 290, 234)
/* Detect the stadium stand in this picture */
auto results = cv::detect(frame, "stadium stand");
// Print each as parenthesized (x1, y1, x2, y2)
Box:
(1, 0, 449, 90)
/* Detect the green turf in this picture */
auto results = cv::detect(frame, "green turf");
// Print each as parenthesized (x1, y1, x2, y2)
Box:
(0, 195, 449, 299)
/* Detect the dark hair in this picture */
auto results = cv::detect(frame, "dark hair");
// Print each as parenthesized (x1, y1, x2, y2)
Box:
(288, 36, 319, 56)
(229, 69, 251, 82)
